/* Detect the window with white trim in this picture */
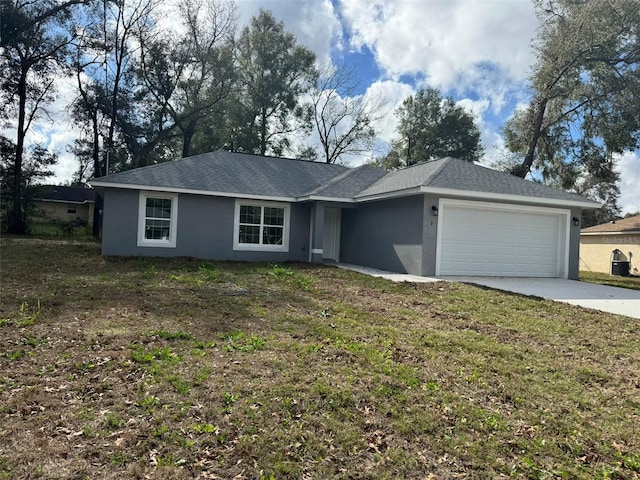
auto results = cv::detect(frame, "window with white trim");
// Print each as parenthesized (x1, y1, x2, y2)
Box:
(233, 200, 290, 252)
(137, 192, 178, 248)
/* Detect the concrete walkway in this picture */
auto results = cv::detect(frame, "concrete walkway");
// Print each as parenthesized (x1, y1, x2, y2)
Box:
(336, 264, 640, 319)
(336, 264, 441, 283)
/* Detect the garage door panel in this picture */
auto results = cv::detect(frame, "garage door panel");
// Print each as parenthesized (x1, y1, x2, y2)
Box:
(439, 204, 565, 277)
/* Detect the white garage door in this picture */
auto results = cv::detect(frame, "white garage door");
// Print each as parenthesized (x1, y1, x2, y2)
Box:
(438, 201, 568, 277)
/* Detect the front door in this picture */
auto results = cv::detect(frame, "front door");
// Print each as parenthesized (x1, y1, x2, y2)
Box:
(323, 207, 341, 262)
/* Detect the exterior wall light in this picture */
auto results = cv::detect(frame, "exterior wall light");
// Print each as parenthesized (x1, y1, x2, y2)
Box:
(572, 216, 580, 227)
(432, 205, 439, 216)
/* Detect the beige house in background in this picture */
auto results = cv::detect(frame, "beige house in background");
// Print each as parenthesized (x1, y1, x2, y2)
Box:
(32, 185, 97, 227)
(580, 214, 640, 275)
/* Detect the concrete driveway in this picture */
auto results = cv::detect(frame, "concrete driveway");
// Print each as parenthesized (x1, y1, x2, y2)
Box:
(336, 264, 640, 319)
(441, 277, 640, 319)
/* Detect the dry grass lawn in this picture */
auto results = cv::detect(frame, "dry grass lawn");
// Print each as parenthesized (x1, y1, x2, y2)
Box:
(1, 240, 639, 479)
(580, 271, 640, 291)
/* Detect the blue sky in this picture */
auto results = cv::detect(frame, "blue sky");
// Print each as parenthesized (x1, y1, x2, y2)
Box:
(15, 0, 640, 214)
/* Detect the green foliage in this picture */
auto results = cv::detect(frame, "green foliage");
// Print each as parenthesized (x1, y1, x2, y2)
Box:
(148, 330, 192, 341)
(27, 221, 94, 241)
(232, 9, 317, 156)
(380, 87, 483, 169)
(130, 346, 180, 364)
(220, 331, 266, 353)
(9, 349, 26, 361)
(191, 422, 218, 434)
(155, 453, 175, 468)
(0, 300, 41, 328)
(168, 376, 191, 395)
(104, 413, 121, 430)
(109, 453, 127, 466)
(137, 395, 161, 411)
(268, 263, 293, 277)
(502, 0, 640, 222)
(16, 300, 41, 327)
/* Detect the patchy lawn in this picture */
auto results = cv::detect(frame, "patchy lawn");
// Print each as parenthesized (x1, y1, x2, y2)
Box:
(581, 270, 640, 291)
(1, 241, 639, 480)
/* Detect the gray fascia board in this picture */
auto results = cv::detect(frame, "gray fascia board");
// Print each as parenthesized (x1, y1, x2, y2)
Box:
(90, 181, 297, 203)
(296, 195, 356, 203)
(353, 187, 423, 202)
(35, 198, 95, 205)
(420, 186, 603, 209)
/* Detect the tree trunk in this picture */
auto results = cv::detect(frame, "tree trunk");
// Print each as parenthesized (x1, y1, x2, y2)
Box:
(9, 68, 28, 234)
(91, 109, 102, 238)
(512, 97, 548, 178)
(260, 109, 267, 155)
(182, 124, 195, 158)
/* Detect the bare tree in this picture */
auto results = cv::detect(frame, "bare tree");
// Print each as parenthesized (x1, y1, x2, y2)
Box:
(311, 63, 383, 164)
(138, 0, 237, 158)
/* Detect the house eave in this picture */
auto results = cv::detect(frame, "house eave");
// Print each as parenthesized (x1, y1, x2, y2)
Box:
(353, 187, 423, 203)
(34, 198, 95, 205)
(297, 195, 356, 203)
(419, 186, 602, 209)
(90, 180, 602, 210)
(89, 181, 297, 203)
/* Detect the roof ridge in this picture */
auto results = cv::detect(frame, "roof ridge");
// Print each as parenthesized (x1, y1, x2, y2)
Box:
(421, 157, 453, 186)
(222, 150, 349, 167)
(304, 164, 382, 196)
(303, 167, 355, 196)
(94, 150, 347, 182)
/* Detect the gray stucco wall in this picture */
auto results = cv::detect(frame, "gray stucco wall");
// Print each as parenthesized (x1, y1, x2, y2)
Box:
(340, 195, 425, 275)
(421, 194, 440, 276)
(101, 187, 584, 279)
(568, 207, 582, 280)
(101, 188, 310, 261)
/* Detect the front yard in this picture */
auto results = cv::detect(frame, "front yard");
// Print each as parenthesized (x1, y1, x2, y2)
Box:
(0, 240, 639, 479)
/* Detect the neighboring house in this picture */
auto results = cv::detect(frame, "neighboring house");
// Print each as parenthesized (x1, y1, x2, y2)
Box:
(90, 151, 600, 279)
(580, 215, 640, 276)
(32, 185, 97, 227)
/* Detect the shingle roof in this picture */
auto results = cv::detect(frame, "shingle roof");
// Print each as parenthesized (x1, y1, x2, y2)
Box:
(355, 159, 446, 197)
(356, 157, 598, 205)
(581, 214, 640, 234)
(91, 151, 599, 208)
(34, 185, 97, 203)
(92, 151, 349, 198)
(304, 165, 387, 199)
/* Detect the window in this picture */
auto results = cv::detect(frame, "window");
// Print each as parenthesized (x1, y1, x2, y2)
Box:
(137, 192, 178, 248)
(233, 200, 290, 252)
(67, 204, 77, 214)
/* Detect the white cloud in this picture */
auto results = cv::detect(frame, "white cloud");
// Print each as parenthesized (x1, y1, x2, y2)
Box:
(455, 97, 503, 166)
(338, 0, 538, 107)
(617, 151, 640, 215)
(364, 80, 414, 145)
